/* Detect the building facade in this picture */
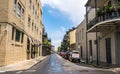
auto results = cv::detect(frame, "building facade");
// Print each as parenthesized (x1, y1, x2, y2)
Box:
(0, 0, 43, 66)
(76, 20, 87, 60)
(42, 31, 51, 56)
(76, 17, 96, 63)
(68, 28, 76, 51)
(86, 0, 120, 65)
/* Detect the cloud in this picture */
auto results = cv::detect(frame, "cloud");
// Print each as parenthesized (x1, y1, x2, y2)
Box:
(41, 0, 87, 50)
(48, 10, 53, 13)
(50, 26, 66, 50)
(41, 0, 87, 25)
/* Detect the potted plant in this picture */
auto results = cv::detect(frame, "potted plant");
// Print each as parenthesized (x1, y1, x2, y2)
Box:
(97, 7, 104, 16)
(106, 4, 115, 13)
(109, 5, 115, 12)
(97, 7, 105, 21)
(105, 4, 115, 18)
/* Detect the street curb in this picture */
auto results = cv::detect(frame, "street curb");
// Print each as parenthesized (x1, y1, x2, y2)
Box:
(0, 56, 48, 72)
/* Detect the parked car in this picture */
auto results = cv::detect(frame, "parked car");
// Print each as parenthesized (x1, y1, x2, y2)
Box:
(69, 50, 80, 62)
(64, 51, 71, 59)
(59, 51, 66, 58)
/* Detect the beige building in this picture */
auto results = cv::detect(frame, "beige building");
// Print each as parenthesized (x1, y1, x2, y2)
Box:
(86, 8, 98, 63)
(86, 0, 120, 65)
(76, 20, 87, 60)
(76, 17, 96, 62)
(68, 28, 76, 50)
(0, 0, 43, 66)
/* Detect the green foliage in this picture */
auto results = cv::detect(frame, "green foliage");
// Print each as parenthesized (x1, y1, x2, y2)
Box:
(61, 40, 69, 51)
(57, 46, 61, 52)
(106, 4, 115, 12)
(97, 7, 105, 16)
(43, 40, 51, 46)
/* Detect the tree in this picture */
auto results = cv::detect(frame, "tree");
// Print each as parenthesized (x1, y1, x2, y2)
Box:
(43, 40, 51, 46)
(57, 46, 61, 52)
(61, 40, 69, 52)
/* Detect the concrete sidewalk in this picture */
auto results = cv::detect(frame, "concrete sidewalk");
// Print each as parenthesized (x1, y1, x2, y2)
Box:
(0, 56, 48, 72)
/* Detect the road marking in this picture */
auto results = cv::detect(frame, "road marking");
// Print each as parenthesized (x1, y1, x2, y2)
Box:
(16, 71, 23, 74)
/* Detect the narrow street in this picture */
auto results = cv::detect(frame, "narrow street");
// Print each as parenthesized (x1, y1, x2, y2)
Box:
(1, 54, 119, 74)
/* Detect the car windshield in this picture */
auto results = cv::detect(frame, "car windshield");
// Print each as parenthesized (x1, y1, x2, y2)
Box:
(73, 52, 79, 54)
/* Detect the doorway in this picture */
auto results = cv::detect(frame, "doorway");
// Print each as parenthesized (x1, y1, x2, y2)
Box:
(89, 40, 93, 56)
(80, 46, 83, 58)
(105, 38, 112, 64)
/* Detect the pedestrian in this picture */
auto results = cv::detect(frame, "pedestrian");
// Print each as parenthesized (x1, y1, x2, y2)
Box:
(89, 56, 93, 63)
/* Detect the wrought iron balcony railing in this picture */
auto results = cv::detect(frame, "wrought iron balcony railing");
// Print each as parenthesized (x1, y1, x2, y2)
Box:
(87, 10, 120, 30)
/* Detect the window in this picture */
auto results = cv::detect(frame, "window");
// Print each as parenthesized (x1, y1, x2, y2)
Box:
(32, 5, 34, 14)
(37, 28, 38, 35)
(82, 28, 84, 39)
(22, 8, 24, 18)
(14, 0, 17, 11)
(35, 26, 36, 32)
(108, 1, 112, 6)
(12, 27, 15, 40)
(40, 32, 41, 38)
(28, 17, 31, 27)
(28, 0, 31, 8)
(40, 9, 42, 15)
(35, 11, 37, 19)
(21, 32, 24, 43)
(17, 3, 21, 17)
(0, 25, 1, 34)
(32, 22, 34, 30)
(38, 3, 39, 9)
(94, 40, 97, 44)
(80, 31, 81, 40)
(15, 29, 20, 42)
(40, 20, 42, 25)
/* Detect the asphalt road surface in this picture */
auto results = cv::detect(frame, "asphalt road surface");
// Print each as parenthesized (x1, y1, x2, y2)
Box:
(1, 54, 119, 74)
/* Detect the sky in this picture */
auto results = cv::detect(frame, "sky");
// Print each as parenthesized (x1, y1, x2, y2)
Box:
(41, 0, 87, 50)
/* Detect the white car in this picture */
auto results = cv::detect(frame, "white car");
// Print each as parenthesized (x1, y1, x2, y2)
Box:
(69, 50, 80, 62)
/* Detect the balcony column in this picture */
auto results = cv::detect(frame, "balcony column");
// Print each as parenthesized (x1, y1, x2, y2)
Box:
(95, 0, 97, 22)
(86, 6, 88, 64)
(94, 0, 99, 66)
(95, 26, 99, 66)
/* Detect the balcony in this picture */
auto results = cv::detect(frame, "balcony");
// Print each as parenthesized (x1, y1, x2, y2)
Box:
(85, 0, 108, 8)
(87, 9, 120, 32)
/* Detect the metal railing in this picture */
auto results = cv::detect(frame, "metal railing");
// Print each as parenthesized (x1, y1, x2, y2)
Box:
(87, 10, 120, 30)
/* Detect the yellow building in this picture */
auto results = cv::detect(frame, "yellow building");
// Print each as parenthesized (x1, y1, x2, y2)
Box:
(68, 28, 76, 50)
(0, 0, 43, 66)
